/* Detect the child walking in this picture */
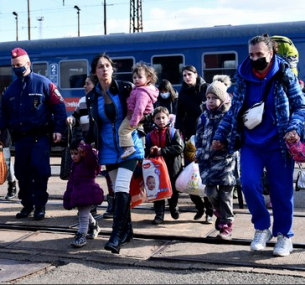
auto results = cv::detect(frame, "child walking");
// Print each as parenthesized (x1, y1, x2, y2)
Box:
(63, 139, 104, 248)
(195, 75, 238, 240)
(145, 106, 184, 224)
(119, 61, 159, 159)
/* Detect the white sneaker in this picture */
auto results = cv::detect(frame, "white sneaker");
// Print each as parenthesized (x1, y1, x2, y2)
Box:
(273, 234, 293, 257)
(205, 215, 213, 224)
(121, 146, 136, 159)
(250, 229, 272, 251)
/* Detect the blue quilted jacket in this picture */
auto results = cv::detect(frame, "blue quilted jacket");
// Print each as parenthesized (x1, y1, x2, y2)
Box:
(213, 55, 305, 159)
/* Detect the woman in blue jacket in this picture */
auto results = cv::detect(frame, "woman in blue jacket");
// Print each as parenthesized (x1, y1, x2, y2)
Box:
(85, 53, 145, 254)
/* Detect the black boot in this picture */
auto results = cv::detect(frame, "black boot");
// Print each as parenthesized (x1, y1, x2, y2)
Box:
(103, 194, 114, 219)
(152, 200, 165, 224)
(190, 195, 205, 220)
(120, 207, 133, 246)
(104, 192, 130, 254)
(5, 181, 17, 200)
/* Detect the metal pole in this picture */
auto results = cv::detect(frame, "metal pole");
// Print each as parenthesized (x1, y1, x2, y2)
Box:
(74, 6, 81, 37)
(104, 1, 107, 35)
(12, 12, 18, 41)
(27, 0, 31, 40)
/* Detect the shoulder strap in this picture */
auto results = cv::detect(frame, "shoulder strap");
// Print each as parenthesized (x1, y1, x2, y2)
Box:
(170, 126, 176, 140)
(263, 62, 288, 101)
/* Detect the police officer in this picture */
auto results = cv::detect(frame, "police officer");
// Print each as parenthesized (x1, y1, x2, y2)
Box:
(0, 48, 67, 220)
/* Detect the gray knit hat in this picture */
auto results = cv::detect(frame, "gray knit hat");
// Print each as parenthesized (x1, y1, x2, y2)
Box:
(206, 75, 231, 102)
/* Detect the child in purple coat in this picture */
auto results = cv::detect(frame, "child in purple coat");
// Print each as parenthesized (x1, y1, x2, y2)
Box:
(63, 139, 104, 248)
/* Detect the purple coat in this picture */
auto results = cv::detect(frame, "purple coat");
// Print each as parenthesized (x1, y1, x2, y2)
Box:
(63, 144, 104, 210)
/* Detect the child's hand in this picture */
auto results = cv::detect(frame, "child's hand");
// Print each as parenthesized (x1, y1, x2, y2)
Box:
(150, 146, 161, 156)
(211, 140, 225, 150)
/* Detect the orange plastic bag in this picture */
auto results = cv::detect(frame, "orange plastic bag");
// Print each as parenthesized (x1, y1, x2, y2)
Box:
(0, 143, 8, 185)
(142, 156, 172, 202)
(130, 162, 147, 209)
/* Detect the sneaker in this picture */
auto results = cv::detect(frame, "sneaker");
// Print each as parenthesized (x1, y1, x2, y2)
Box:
(217, 223, 233, 240)
(250, 229, 272, 251)
(152, 216, 164, 225)
(121, 147, 136, 159)
(71, 232, 87, 248)
(194, 210, 204, 220)
(205, 215, 213, 224)
(87, 221, 101, 239)
(273, 234, 293, 257)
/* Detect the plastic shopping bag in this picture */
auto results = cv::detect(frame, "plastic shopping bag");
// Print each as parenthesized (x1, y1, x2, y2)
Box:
(142, 156, 172, 202)
(175, 162, 206, 197)
(130, 162, 147, 208)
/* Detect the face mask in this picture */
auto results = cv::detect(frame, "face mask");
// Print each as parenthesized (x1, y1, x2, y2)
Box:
(250, 57, 269, 71)
(160, 92, 170, 99)
(12, 65, 27, 78)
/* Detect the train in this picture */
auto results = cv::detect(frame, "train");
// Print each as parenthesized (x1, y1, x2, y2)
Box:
(0, 20, 305, 115)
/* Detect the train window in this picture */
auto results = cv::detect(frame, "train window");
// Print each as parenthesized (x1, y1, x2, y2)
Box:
(152, 55, 184, 85)
(59, 60, 88, 89)
(32, 62, 48, 78)
(203, 52, 237, 83)
(112, 57, 134, 82)
(0, 66, 13, 96)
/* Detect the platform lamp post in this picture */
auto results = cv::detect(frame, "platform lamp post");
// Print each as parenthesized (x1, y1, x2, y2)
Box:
(74, 5, 81, 37)
(12, 11, 18, 41)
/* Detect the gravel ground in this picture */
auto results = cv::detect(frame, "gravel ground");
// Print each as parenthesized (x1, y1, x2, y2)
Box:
(12, 261, 305, 284)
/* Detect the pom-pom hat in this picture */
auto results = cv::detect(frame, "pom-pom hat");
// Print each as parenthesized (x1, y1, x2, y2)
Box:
(206, 81, 228, 102)
(11, 48, 28, 59)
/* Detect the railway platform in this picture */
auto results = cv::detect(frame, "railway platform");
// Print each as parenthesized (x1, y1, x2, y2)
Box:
(1, 158, 305, 283)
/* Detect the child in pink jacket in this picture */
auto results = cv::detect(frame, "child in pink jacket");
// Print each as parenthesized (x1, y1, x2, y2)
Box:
(119, 62, 159, 159)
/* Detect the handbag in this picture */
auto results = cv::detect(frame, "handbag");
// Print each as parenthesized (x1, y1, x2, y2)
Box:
(296, 163, 305, 191)
(60, 125, 73, 180)
(142, 156, 173, 202)
(175, 161, 206, 197)
(242, 77, 274, 130)
(0, 142, 8, 185)
(130, 161, 147, 209)
(242, 101, 265, 130)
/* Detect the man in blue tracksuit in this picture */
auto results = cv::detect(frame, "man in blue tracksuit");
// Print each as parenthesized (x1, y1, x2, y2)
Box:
(0, 47, 67, 220)
(212, 35, 305, 257)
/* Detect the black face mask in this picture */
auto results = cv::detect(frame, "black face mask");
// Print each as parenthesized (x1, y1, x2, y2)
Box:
(250, 57, 269, 71)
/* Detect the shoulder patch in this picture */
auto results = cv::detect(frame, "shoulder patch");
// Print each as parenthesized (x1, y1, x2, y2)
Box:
(54, 89, 64, 102)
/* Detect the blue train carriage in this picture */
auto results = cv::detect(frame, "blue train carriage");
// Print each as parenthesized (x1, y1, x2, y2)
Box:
(0, 20, 304, 116)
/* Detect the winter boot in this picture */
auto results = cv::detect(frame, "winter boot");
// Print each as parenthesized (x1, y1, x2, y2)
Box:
(104, 192, 130, 254)
(103, 194, 114, 219)
(120, 207, 133, 246)
(5, 181, 17, 200)
(152, 200, 165, 224)
(190, 195, 205, 220)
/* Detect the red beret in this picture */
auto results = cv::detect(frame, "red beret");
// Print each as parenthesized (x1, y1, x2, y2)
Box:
(11, 47, 28, 59)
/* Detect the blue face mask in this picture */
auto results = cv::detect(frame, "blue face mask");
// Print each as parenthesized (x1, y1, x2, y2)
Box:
(12, 65, 27, 78)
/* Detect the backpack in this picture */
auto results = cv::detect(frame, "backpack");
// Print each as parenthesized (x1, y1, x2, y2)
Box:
(270, 35, 299, 76)
(146, 126, 176, 147)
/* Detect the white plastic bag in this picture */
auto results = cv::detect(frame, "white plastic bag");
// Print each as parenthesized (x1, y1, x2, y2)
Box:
(175, 162, 206, 196)
(296, 165, 305, 191)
